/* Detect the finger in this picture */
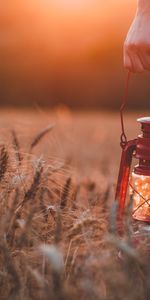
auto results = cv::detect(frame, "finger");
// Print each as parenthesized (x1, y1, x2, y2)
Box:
(124, 51, 133, 72)
(130, 52, 145, 73)
(124, 44, 145, 73)
(139, 51, 150, 71)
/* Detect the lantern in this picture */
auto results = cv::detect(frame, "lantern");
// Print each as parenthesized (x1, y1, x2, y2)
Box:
(116, 117, 150, 224)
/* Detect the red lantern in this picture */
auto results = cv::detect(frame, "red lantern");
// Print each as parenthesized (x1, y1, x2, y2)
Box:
(116, 117, 150, 224)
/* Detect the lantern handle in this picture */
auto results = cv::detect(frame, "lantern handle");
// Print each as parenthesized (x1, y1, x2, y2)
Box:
(115, 139, 137, 231)
(120, 71, 131, 148)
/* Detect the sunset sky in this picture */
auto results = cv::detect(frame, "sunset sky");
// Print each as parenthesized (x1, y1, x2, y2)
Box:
(1, 0, 146, 109)
(0, 0, 136, 58)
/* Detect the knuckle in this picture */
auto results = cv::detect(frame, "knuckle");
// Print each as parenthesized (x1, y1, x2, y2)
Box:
(128, 43, 136, 51)
(124, 42, 135, 52)
(125, 42, 145, 52)
(137, 43, 146, 52)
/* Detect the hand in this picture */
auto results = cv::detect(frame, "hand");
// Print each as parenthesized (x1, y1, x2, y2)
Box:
(124, 2, 150, 73)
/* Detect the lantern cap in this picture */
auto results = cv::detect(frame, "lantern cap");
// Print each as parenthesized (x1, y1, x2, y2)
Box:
(137, 117, 150, 137)
(137, 117, 150, 124)
(135, 116, 150, 161)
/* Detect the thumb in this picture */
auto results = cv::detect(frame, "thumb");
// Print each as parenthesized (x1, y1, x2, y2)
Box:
(124, 50, 144, 73)
(124, 52, 133, 72)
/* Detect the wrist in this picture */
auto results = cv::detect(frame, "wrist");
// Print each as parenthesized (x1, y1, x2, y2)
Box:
(137, 0, 150, 14)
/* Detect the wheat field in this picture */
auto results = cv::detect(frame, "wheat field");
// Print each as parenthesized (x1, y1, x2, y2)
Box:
(0, 108, 149, 300)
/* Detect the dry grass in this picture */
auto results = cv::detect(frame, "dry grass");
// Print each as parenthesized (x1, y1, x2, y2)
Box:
(0, 109, 149, 300)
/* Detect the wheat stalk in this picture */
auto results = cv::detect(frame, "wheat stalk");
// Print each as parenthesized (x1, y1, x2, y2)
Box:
(30, 124, 54, 150)
(11, 129, 22, 165)
(15, 161, 43, 214)
(60, 177, 72, 209)
(0, 145, 8, 182)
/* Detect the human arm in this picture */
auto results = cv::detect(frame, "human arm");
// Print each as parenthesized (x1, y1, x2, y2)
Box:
(124, 0, 150, 73)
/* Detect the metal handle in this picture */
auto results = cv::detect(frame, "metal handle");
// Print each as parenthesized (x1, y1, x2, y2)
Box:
(116, 139, 137, 214)
(120, 71, 131, 148)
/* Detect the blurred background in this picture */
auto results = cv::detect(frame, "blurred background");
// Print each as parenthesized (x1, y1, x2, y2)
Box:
(0, 0, 150, 109)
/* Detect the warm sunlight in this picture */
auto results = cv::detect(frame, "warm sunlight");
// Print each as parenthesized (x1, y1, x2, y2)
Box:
(54, 0, 86, 9)
(0, 0, 141, 108)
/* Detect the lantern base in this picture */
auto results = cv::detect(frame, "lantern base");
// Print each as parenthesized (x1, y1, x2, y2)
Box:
(132, 220, 150, 248)
(132, 214, 150, 223)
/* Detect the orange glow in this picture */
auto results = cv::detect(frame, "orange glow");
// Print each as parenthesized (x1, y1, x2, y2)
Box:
(0, 0, 136, 56)
(0, 1, 142, 108)
(130, 173, 150, 222)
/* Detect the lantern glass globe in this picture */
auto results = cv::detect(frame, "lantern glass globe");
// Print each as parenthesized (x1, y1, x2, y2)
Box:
(130, 172, 150, 222)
